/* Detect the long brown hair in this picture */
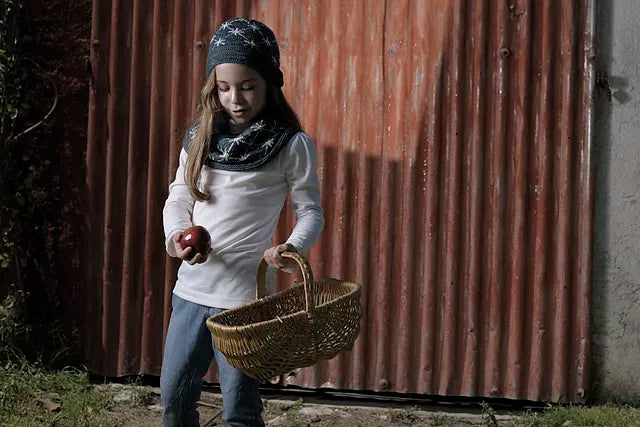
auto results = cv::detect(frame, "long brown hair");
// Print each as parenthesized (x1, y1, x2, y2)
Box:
(184, 69, 303, 201)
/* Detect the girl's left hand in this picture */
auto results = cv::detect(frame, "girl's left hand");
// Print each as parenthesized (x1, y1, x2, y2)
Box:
(263, 243, 298, 272)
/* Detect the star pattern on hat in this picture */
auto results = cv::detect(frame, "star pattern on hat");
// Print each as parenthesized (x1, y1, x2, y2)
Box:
(207, 18, 283, 86)
(212, 19, 278, 51)
(229, 27, 245, 37)
(244, 39, 258, 48)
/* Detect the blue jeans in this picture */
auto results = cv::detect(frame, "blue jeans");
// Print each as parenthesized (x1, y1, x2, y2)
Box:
(160, 294, 264, 427)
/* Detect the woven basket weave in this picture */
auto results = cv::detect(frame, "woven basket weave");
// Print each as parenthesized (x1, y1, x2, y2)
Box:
(206, 251, 361, 380)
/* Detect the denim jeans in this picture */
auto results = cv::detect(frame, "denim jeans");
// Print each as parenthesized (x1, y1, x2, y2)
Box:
(160, 294, 264, 427)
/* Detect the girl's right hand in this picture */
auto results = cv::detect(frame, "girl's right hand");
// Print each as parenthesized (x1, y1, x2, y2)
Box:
(171, 232, 209, 265)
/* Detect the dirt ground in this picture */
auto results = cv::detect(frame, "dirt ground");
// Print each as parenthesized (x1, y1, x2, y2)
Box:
(99, 383, 521, 426)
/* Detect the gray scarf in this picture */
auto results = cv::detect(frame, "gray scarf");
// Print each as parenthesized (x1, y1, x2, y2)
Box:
(183, 117, 298, 171)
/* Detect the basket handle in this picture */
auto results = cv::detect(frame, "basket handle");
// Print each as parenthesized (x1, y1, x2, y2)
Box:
(256, 251, 315, 315)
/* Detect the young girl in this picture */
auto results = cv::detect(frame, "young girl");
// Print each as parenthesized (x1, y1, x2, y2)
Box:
(161, 18, 324, 427)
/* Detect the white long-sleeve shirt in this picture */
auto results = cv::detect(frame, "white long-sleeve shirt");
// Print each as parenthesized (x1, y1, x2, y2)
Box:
(163, 131, 324, 309)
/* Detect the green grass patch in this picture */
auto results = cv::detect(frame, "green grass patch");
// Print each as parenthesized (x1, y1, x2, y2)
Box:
(0, 361, 110, 426)
(388, 405, 420, 425)
(520, 404, 640, 427)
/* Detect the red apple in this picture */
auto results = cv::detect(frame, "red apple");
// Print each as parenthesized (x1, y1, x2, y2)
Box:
(178, 225, 211, 260)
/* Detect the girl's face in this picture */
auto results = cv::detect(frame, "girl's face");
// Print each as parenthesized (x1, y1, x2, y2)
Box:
(215, 63, 267, 132)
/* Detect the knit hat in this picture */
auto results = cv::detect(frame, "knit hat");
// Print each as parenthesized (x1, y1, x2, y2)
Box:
(206, 18, 284, 87)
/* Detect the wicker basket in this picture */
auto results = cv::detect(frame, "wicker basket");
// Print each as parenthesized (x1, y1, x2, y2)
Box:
(206, 251, 361, 380)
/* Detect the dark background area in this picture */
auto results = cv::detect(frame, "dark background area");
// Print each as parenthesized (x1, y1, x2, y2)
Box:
(0, 0, 91, 364)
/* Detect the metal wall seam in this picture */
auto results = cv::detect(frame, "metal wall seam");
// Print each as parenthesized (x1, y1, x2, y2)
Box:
(572, 0, 596, 402)
(504, 0, 531, 400)
(460, 0, 487, 398)
(86, 0, 111, 374)
(527, 0, 552, 401)
(140, 0, 173, 375)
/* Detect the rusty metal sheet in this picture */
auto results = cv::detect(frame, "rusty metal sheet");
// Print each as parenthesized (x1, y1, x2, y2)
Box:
(86, 0, 595, 403)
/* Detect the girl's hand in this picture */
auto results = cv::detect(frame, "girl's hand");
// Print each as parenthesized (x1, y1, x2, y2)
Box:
(263, 243, 298, 272)
(172, 232, 210, 265)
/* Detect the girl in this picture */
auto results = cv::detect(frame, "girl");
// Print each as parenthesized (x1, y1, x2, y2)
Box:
(161, 18, 324, 427)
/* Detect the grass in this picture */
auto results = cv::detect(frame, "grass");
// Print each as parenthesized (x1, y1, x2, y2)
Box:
(284, 397, 304, 423)
(2, 359, 640, 427)
(388, 405, 419, 425)
(122, 376, 155, 407)
(0, 360, 111, 426)
(518, 404, 640, 427)
(481, 401, 500, 426)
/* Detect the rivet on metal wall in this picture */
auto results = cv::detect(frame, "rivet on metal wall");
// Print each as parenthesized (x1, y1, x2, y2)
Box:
(379, 378, 389, 389)
(499, 47, 510, 58)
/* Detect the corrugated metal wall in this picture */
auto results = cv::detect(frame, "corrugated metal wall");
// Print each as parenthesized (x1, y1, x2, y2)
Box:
(86, 0, 595, 403)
